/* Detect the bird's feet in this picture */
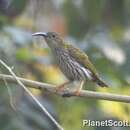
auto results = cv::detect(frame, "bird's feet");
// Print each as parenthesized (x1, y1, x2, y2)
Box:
(55, 80, 84, 97)
(55, 84, 66, 93)
(74, 89, 81, 96)
(55, 81, 71, 95)
(73, 80, 84, 96)
(56, 84, 81, 97)
(55, 85, 72, 97)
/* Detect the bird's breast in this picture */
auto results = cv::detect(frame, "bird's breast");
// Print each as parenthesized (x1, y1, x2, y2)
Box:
(53, 48, 92, 81)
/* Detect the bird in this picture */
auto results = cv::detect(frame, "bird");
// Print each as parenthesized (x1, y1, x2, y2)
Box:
(32, 32, 108, 96)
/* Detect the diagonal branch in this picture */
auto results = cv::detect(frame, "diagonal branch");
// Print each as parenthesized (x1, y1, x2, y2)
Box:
(0, 60, 64, 130)
(0, 74, 130, 103)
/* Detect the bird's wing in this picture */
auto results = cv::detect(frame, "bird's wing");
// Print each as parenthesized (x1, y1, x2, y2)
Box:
(66, 44, 98, 77)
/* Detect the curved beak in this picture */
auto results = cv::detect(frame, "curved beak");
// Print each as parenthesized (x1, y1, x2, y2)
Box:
(32, 32, 47, 37)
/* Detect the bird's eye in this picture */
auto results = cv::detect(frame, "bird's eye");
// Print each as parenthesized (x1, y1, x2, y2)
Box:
(52, 34, 55, 38)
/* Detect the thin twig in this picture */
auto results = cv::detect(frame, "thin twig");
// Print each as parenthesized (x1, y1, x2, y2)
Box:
(0, 74, 130, 103)
(0, 69, 16, 109)
(4, 77, 16, 109)
(0, 60, 64, 130)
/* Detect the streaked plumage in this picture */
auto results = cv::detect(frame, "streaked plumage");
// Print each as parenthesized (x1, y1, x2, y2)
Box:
(32, 32, 108, 95)
(54, 44, 108, 87)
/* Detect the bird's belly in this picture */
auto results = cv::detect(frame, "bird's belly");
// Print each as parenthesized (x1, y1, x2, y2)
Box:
(56, 54, 86, 81)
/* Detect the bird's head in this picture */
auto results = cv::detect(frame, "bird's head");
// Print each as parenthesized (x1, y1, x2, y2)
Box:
(32, 32, 63, 49)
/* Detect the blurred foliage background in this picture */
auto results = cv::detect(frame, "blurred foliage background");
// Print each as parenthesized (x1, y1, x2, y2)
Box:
(0, 0, 130, 130)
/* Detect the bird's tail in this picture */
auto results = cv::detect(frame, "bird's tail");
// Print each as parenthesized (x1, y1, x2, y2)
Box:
(96, 78, 108, 87)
